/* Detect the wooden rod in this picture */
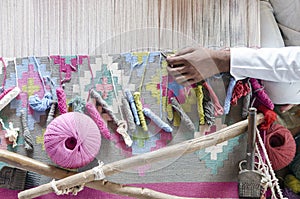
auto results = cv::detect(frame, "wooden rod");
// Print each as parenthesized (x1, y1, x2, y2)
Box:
(18, 113, 264, 198)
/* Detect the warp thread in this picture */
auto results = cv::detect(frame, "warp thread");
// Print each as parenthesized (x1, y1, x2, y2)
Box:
(121, 98, 136, 132)
(202, 81, 224, 116)
(20, 110, 34, 151)
(223, 77, 236, 114)
(133, 92, 148, 131)
(284, 174, 300, 195)
(46, 103, 57, 126)
(68, 96, 86, 113)
(29, 92, 53, 112)
(265, 123, 296, 171)
(193, 84, 205, 125)
(56, 87, 68, 114)
(170, 97, 195, 132)
(90, 89, 119, 124)
(250, 78, 274, 110)
(125, 90, 140, 126)
(44, 112, 101, 168)
(143, 108, 172, 133)
(85, 102, 111, 140)
(202, 86, 215, 126)
(0, 118, 19, 148)
(0, 87, 21, 112)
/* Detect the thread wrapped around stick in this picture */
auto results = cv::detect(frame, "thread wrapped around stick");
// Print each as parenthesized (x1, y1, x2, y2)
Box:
(20, 110, 34, 151)
(193, 84, 205, 125)
(143, 108, 172, 133)
(0, 87, 21, 112)
(250, 78, 274, 110)
(265, 123, 296, 171)
(224, 77, 236, 114)
(56, 87, 67, 114)
(85, 102, 111, 140)
(125, 90, 140, 126)
(133, 92, 148, 131)
(46, 103, 56, 126)
(121, 98, 136, 133)
(44, 112, 101, 169)
(202, 87, 215, 126)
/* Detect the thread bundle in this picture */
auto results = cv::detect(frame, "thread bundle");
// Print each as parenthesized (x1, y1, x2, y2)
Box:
(56, 87, 68, 114)
(44, 112, 101, 169)
(265, 123, 296, 171)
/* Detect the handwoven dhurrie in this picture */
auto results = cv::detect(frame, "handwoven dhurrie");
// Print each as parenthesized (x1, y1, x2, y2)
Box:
(0, 52, 247, 198)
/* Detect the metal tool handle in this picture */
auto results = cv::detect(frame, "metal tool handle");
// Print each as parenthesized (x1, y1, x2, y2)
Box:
(246, 107, 257, 170)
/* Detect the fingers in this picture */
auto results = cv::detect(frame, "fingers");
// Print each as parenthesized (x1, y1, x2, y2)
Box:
(167, 65, 203, 86)
(174, 47, 197, 56)
(166, 55, 186, 66)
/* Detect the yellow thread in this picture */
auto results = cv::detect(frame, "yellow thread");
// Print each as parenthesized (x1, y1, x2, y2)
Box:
(133, 92, 148, 131)
(166, 101, 173, 121)
(173, 110, 181, 127)
(285, 174, 300, 194)
(132, 52, 149, 64)
(194, 84, 205, 125)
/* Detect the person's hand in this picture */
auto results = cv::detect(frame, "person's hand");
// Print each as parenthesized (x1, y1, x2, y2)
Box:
(166, 46, 230, 86)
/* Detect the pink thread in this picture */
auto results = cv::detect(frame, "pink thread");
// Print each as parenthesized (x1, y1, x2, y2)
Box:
(249, 78, 274, 110)
(85, 102, 111, 140)
(56, 87, 67, 114)
(202, 82, 224, 116)
(265, 123, 296, 171)
(44, 112, 101, 169)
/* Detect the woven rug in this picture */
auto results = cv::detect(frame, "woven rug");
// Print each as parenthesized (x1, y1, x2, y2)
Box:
(0, 52, 247, 198)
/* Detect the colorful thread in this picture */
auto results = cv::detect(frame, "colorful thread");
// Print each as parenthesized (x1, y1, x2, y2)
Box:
(133, 92, 148, 131)
(202, 81, 224, 116)
(250, 78, 274, 110)
(44, 112, 101, 169)
(68, 96, 86, 113)
(56, 87, 68, 114)
(0, 118, 19, 148)
(242, 80, 252, 119)
(223, 77, 236, 114)
(193, 84, 205, 125)
(125, 90, 140, 126)
(170, 97, 195, 132)
(143, 108, 173, 133)
(202, 87, 215, 125)
(20, 109, 34, 151)
(46, 103, 57, 126)
(85, 102, 111, 140)
(231, 80, 251, 105)
(284, 174, 300, 194)
(121, 97, 136, 133)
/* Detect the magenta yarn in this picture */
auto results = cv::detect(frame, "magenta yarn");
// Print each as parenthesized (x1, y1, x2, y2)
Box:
(44, 112, 101, 169)
(56, 87, 67, 114)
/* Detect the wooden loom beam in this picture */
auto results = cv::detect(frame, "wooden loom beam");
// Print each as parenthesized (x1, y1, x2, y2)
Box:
(18, 113, 264, 199)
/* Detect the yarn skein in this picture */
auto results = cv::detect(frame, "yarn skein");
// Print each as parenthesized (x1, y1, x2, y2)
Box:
(133, 92, 148, 131)
(125, 90, 140, 126)
(56, 87, 68, 114)
(85, 102, 111, 140)
(121, 97, 136, 133)
(44, 112, 101, 169)
(143, 108, 172, 133)
(193, 84, 205, 125)
(250, 78, 274, 110)
(265, 123, 296, 171)
(20, 110, 34, 151)
(223, 77, 236, 114)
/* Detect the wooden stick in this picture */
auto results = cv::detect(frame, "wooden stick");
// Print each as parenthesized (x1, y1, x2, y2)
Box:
(18, 113, 264, 198)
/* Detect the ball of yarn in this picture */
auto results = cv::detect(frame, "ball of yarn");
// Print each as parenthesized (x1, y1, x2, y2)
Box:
(265, 123, 296, 171)
(44, 112, 101, 169)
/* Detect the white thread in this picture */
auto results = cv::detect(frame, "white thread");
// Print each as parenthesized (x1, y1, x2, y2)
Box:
(0, 118, 19, 148)
(116, 120, 133, 147)
(92, 161, 106, 180)
(51, 179, 85, 196)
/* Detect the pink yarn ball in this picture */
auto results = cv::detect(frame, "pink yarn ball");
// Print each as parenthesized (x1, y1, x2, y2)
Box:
(44, 112, 101, 169)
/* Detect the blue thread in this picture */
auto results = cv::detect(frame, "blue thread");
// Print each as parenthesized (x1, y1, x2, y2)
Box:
(223, 77, 236, 114)
(29, 92, 53, 112)
(143, 108, 172, 133)
(125, 90, 140, 126)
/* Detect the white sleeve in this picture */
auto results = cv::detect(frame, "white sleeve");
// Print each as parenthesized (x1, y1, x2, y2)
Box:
(230, 47, 300, 82)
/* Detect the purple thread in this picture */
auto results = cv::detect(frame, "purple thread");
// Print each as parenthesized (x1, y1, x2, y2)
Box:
(44, 112, 101, 169)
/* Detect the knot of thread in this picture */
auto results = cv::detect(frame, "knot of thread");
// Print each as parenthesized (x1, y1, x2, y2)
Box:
(116, 120, 133, 147)
(125, 90, 140, 125)
(133, 92, 148, 131)
(92, 161, 106, 180)
(0, 118, 19, 148)
(224, 77, 236, 114)
(143, 108, 172, 133)
(29, 92, 53, 112)
(85, 102, 111, 140)
(56, 87, 67, 114)
(250, 78, 274, 110)
(20, 109, 34, 151)
(51, 179, 84, 196)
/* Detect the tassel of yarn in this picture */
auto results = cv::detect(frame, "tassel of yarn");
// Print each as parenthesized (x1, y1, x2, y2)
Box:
(90, 89, 119, 124)
(68, 96, 86, 113)
(29, 92, 53, 112)
(85, 102, 111, 140)
(202, 81, 223, 116)
(170, 97, 195, 132)
(193, 84, 205, 125)
(223, 77, 236, 114)
(133, 92, 148, 131)
(284, 174, 300, 194)
(46, 102, 57, 126)
(56, 87, 67, 114)
(143, 108, 172, 133)
(202, 87, 215, 126)
(125, 90, 140, 126)
(250, 78, 274, 110)
(121, 98, 136, 133)
(231, 80, 251, 105)
(257, 104, 277, 130)
(20, 110, 34, 151)
(0, 118, 19, 148)
(0, 87, 21, 112)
